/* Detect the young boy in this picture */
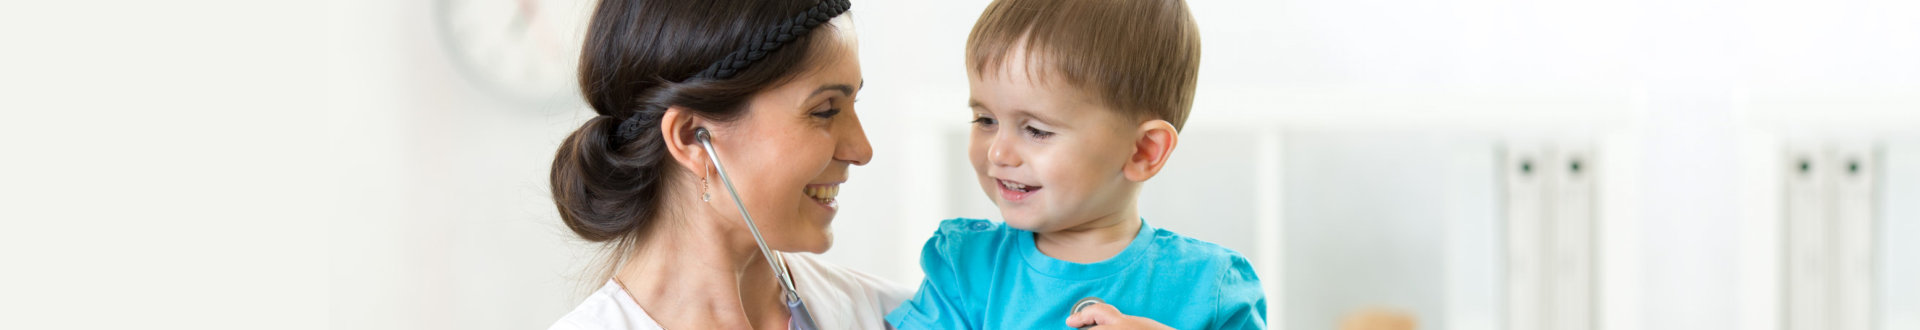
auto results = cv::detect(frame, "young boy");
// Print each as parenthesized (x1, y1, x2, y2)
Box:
(885, 0, 1266, 329)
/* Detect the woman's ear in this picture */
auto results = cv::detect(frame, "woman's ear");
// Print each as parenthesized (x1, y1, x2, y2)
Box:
(1122, 119, 1179, 182)
(660, 106, 709, 175)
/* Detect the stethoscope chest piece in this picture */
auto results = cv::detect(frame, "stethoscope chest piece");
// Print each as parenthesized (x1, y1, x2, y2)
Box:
(1071, 296, 1107, 330)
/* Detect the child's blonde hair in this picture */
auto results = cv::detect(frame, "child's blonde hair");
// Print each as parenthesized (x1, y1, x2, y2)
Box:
(966, 0, 1202, 129)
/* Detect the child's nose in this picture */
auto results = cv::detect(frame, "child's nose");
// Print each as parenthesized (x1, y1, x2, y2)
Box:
(988, 131, 1021, 167)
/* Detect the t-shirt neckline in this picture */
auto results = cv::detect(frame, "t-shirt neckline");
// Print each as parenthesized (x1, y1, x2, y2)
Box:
(1015, 218, 1156, 280)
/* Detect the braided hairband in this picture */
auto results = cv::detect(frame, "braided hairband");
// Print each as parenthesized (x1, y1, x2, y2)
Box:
(611, 0, 852, 146)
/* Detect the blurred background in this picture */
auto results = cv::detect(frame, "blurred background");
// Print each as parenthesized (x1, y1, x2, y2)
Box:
(2, 0, 1916, 329)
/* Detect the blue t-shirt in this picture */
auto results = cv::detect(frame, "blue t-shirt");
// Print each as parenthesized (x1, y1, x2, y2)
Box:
(885, 218, 1267, 329)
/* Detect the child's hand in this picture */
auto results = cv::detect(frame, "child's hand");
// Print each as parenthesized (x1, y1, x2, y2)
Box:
(1064, 303, 1175, 330)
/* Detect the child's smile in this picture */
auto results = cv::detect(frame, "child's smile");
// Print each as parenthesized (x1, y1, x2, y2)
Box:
(994, 177, 1042, 202)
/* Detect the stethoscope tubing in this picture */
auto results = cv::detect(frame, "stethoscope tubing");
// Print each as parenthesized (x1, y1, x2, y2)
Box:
(695, 128, 820, 330)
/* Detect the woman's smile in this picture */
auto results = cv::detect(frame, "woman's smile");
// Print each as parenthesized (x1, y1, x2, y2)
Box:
(803, 182, 842, 210)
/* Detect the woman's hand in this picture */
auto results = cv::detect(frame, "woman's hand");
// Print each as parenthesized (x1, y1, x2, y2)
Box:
(1064, 303, 1175, 330)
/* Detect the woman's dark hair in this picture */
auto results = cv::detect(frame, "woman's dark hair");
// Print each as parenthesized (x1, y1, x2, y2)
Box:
(552, 0, 850, 243)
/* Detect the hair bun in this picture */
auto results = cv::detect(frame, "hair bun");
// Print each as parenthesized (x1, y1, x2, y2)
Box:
(550, 115, 662, 241)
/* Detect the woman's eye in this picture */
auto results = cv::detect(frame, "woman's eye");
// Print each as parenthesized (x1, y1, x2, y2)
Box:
(971, 117, 996, 127)
(811, 108, 841, 119)
(1024, 126, 1054, 138)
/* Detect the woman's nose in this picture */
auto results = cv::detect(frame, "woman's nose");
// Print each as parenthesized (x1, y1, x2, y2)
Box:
(835, 113, 873, 166)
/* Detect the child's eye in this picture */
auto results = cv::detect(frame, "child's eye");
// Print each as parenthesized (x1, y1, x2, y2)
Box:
(811, 108, 841, 119)
(1024, 125, 1054, 139)
(971, 116, 996, 128)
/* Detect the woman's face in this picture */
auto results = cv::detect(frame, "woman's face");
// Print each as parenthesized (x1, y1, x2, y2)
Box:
(704, 17, 867, 254)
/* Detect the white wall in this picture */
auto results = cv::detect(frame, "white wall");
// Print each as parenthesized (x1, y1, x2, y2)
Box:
(1, 0, 1916, 330)
(1881, 136, 1920, 330)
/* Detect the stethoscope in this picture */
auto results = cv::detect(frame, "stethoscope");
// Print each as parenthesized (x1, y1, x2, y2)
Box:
(1072, 297, 1107, 330)
(695, 128, 821, 330)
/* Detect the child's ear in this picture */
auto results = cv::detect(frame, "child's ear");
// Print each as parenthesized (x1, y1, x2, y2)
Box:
(1122, 119, 1179, 182)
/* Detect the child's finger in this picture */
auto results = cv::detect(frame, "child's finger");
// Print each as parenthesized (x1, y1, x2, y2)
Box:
(1065, 303, 1123, 328)
(1066, 313, 1092, 328)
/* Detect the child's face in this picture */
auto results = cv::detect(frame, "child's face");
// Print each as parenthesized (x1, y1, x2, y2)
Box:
(966, 58, 1141, 233)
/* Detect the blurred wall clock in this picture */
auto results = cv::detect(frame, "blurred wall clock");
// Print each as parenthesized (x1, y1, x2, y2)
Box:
(434, 0, 596, 105)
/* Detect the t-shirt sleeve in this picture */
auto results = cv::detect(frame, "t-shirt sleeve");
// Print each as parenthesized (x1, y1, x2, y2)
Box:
(885, 220, 976, 329)
(1211, 252, 1269, 330)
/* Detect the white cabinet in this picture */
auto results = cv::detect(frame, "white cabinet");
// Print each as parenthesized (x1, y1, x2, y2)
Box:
(1783, 142, 1879, 330)
(1504, 142, 1597, 330)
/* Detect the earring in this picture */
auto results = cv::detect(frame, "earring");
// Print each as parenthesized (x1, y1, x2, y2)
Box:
(701, 164, 712, 202)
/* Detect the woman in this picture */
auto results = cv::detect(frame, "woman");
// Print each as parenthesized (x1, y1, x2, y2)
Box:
(546, 0, 903, 329)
